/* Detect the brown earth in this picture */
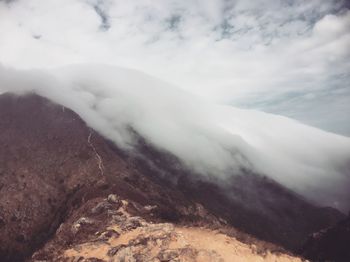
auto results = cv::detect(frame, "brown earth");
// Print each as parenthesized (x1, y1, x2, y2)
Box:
(0, 93, 345, 261)
(33, 194, 304, 262)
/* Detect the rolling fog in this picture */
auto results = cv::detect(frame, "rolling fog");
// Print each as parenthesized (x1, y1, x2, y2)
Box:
(1, 64, 349, 211)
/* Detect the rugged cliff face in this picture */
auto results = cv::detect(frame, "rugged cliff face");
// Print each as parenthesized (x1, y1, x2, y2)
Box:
(0, 93, 344, 261)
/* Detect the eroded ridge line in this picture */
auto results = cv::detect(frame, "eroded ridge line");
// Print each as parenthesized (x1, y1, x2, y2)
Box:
(88, 131, 104, 176)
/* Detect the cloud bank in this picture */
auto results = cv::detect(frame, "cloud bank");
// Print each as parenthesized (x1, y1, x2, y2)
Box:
(0, 64, 349, 211)
(0, 0, 349, 135)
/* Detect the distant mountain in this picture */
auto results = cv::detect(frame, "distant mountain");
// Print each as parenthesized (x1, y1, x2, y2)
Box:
(0, 93, 344, 261)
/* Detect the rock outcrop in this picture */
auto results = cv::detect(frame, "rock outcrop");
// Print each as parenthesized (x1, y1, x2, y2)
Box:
(32, 194, 303, 262)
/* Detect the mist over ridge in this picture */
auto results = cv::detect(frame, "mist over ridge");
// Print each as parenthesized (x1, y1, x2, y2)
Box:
(1, 63, 349, 211)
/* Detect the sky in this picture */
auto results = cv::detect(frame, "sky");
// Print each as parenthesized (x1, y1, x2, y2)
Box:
(0, 0, 349, 136)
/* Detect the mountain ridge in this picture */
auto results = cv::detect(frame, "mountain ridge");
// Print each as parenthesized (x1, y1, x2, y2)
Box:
(0, 92, 344, 261)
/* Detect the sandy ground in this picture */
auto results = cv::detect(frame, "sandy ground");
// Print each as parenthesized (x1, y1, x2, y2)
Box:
(64, 224, 304, 261)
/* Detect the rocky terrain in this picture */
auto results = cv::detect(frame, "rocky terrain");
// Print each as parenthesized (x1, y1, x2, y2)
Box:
(32, 194, 303, 262)
(0, 93, 346, 261)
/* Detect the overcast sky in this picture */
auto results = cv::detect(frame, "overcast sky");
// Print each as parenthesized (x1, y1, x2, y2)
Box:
(0, 0, 349, 136)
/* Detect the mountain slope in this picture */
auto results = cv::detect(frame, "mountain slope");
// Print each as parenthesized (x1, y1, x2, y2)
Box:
(301, 214, 350, 261)
(0, 93, 201, 260)
(0, 93, 344, 261)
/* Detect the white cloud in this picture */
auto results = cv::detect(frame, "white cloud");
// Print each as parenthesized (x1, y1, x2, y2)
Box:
(0, 0, 349, 208)
(1, 64, 350, 211)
